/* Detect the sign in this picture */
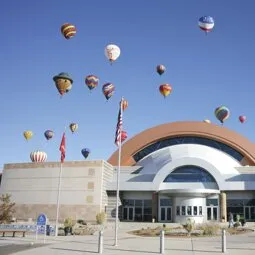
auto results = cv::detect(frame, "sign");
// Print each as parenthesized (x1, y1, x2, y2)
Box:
(37, 214, 47, 226)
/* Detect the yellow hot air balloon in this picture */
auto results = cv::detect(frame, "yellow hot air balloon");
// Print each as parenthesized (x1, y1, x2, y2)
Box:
(159, 84, 172, 98)
(23, 130, 33, 141)
(203, 119, 211, 124)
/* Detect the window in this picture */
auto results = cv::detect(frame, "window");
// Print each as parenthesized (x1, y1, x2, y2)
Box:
(194, 206, 198, 215)
(176, 206, 180, 215)
(163, 165, 217, 183)
(133, 136, 244, 163)
(206, 199, 218, 206)
(187, 206, 192, 215)
(160, 199, 172, 206)
(199, 206, 203, 215)
(182, 206, 186, 215)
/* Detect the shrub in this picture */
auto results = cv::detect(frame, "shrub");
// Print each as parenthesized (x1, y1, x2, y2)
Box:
(77, 219, 86, 225)
(183, 218, 195, 236)
(96, 211, 106, 225)
(199, 223, 220, 236)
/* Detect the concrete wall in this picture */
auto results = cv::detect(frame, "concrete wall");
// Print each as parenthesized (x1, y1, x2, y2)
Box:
(0, 160, 110, 222)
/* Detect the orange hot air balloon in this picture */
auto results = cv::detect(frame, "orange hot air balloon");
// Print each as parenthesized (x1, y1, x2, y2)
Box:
(121, 98, 128, 111)
(159, 84, 172, 98)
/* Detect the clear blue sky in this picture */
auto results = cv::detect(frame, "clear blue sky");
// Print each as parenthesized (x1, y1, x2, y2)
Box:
(1, 0, 255, 170)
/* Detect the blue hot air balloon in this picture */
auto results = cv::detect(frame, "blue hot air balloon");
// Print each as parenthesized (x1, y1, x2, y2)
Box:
(81, 148, 90, 159)
(44, 130, 54, 140)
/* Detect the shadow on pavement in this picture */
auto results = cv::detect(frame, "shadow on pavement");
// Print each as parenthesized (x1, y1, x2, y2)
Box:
(0, 243, 47, 255)
(52, 247, 98, 253)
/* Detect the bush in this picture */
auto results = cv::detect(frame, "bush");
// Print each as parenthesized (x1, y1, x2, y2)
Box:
(64, 217, 74, 228)
(77, 219, 87, 225)
(199, 223, 220, 236)
(96, 212, 106, 225)
(183, 218, 195, 236)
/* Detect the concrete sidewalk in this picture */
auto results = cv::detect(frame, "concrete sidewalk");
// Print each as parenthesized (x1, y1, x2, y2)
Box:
(1, 228, 255, 255)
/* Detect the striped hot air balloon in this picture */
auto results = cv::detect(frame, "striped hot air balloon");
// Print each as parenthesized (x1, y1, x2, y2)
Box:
(102, 83, 115, 100)
(30, 151, 47, 162)
(215, 106, 230, 124)
(61, 23, 77, 39)
(198, 16, 215, 34)
(85, 75, 99, 91)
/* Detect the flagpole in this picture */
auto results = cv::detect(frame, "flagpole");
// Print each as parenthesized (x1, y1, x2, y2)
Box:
(114, 98, 123, 247)
(55, 162, 63, 237)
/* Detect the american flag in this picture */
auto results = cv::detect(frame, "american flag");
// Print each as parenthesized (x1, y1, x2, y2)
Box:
(114, 99, 123, 147)
(59, 132, 66, 163)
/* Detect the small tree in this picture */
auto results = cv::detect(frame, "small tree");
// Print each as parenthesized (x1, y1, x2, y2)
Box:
(96, 211, 106, 225)
(0, 194, 16, 223)
(183, 218, 195, 237)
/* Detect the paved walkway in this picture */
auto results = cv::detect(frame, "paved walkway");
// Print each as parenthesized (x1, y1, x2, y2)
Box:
(1, 225, 255, 255)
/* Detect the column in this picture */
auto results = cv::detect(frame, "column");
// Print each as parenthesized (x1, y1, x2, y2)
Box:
(152, 192, 158, 222)
(220, 192, 227, 222)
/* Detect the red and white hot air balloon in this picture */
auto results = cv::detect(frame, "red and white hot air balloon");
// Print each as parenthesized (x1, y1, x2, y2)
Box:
(30, 151, 47, 162)
(239, 115, 247, 123)
(121, 130, 128, 142)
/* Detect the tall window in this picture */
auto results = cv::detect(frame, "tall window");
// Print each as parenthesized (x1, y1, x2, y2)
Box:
(163, 165, 217, 183)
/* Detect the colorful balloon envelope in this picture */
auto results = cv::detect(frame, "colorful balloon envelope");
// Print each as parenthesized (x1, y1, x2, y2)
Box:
(105, 44, 121, 63)
(23, 130, 33, 141)
(30, 150, 47, 162)
(81, 148, 90, 159)
(69, 123, 78, 133)
(53, 72, 73, 96)
(121, 130, 128, 142)
(102, 83, 115, 100)
(85, 75, 99, 90)
(239, 115, 247, 123)
(214, 106, 230, 124)
(61, 23, 77, 39)
(203, 119, 211, 124)
(121, 98, 128, 111)
(159, 84, 172, 98)
(156, 65, 166, 75)
(198, 16, 215, 34)
(44, 130, 54, 140)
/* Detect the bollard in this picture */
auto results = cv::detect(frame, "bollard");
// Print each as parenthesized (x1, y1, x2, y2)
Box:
(98, 230, 103, 254)
(221, 229, 226, 253)
(160, 230, 165, 254)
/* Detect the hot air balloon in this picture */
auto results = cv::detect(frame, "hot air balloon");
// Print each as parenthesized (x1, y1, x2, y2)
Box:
(121, 130, 128, 142)
(156, 65, 166, 75)
(53, 72, 73, 96)
(105, 44, 121, 64)
(215, 106, 230, 124)
(159, 84, 172, 98)
(102, 83, 115, 100)
(23, 130, 33, 141)
(61, 23, 77, 39)
(30, 150, 47, 162)
(121, 98, 128, 111)
(44, 130, 54, 140)
(239, 115, 247, 123)
(198, 16, 215, 34)
(69, 123, 78, 133)
(81, 148, 90, 159)
(203, 119, 211, 124)
(85, 75, 99, 91)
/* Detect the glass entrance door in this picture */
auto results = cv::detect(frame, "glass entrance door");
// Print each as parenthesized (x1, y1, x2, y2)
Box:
(244, 206, 255, 220)
(123, 207, 134, 221)
(160, 207, 172, 221)
(207, 206, 218, 220)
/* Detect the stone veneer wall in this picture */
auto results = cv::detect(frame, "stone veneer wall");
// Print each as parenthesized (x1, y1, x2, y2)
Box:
(14, 204, 100, 222)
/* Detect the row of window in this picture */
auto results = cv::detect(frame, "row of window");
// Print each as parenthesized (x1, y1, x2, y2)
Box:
(176, 206, 203, 216)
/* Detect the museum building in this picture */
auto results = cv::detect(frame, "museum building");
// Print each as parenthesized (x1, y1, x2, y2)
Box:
(1, 121, 255, 224)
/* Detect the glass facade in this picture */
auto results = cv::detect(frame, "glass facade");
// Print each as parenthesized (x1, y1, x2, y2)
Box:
(163, 165, 217, 183)
(133, 136, 244, 163)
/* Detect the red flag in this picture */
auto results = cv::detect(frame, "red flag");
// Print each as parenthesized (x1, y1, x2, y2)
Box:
(59, 132, 66, 163)
(114, 100, 123, 147)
